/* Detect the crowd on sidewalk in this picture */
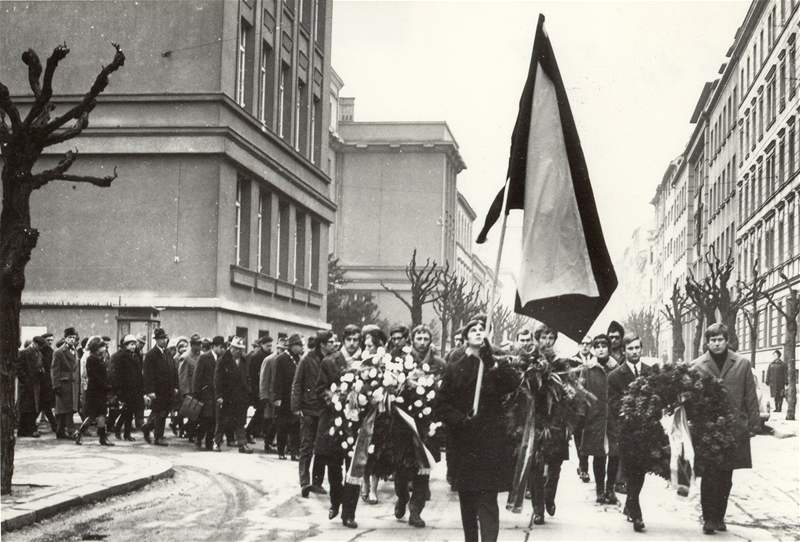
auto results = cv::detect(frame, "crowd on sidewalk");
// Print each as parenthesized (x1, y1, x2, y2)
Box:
(14, 317, 764, 541)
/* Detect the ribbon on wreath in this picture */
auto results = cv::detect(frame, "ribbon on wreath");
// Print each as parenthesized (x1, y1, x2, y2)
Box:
(659, 405, 695, 497)
(393, 405, 436, 476)
(506, 392, 537, 513)
(345, 405, 377, 485)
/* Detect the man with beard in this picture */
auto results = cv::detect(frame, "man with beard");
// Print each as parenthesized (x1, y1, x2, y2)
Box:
(578, 334, 619, 504)
(37, 333, 58, 434)
(213, 336, 253, 453)
(273, 333, 303, 460)
(193, 335, 225, 450)
(292, 330, 336, 496)
(111, 335, 144, 441)
(691, 323, 759, 535)
(245, 335, 272, 443)
(52, 327, 80, 439)
(16, 337, 45, 437)
(142, 327, 178, 446)
(608, 333, 651, 533)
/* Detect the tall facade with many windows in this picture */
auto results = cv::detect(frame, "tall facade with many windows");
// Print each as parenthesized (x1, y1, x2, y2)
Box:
(4, 0, 335, 344)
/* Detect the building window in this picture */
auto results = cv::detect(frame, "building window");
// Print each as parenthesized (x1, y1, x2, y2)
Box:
(310, 219, 321, 291)
(259, 42, 275, 127)
(278, 200, 290, 280)
(295, 79, 308, 154)
(279, 62, 292, 142)
(235, 327, 249, 348)
(315, 0, 326, 46)
(779, 137, 786, 187)
(779, 219, 785, 264)
(311, 96, 322, 165)
(235, 178, 251, 268)
(758, 307, 766, 348)
(790, 125, 796, 176)
(790, 41, 797, 98)
(237, 19, 254, 111)
(788, 211, 795, 260)
(258, 190, 272, 274)
(295, 210, 306, 286)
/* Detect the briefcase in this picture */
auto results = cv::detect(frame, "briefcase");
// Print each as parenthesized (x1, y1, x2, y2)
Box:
(179, 394, 204, 422)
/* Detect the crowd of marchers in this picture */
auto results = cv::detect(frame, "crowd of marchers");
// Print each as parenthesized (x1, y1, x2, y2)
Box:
(14, 317, 760, 541)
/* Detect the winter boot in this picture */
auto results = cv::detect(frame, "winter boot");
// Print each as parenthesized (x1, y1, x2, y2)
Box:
(99, 427, 115, 446)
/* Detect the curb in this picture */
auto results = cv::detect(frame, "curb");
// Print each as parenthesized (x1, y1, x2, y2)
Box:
(1, 465, 174, 533)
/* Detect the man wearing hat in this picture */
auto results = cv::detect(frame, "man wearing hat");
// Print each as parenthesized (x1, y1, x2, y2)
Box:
(52, 327, 80, 438)
(178, 334, 203, 440)
(260, 335, 286, 453)
(110, 335, 144, 441)
(245, 335, 272, 444)
(142, 328, 177, 445)
(193, 335, 225, 450)
(133, 333, 147, 430)
(16, 336, 46, 437)
(213, 336, 253, 453)
(272, 333, 303, 460)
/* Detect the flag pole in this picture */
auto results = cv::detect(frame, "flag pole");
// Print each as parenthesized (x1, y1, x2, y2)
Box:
(472, 180, 510, 416)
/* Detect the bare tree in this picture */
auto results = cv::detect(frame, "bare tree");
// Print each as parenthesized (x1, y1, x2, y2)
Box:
(433, 261, 454, 351)
(1, 43, 125, 494)
(380, 248, 441, 327)
(737, 259, 768, 369)
(623, 307, 659, 357)
(759, 267, 799, 421)
(661, 280, 689, 362)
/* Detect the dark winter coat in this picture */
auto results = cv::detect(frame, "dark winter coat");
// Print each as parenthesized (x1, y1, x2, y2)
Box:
(272, 351, 299, 415)
(766, 360, 788, 397)
(39, 345, 55, 408)
(143, 346, 177, 412)
(578, 358, 618, 457)
(110, 349, 144, 411)
(607, 361, 651, 458)
(259, 352, 280, 418)
(291, 349, 324, 416)
(85, 353, 112, 418)
(436, 345, 521, 492)
(16, 345, 43, 414)
(193, 351, 216, 418)
(245, 348, 268, 405)
(692, 350, 760, 470)
(52, 344, 79, 415)
(314, 351, 350, 457)
(214, 350, 250, 415)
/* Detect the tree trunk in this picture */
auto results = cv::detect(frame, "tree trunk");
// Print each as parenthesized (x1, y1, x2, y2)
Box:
(410, 300, 422, 328)
(723, 309, 739, 352)
(692, 313, 705, 359)
(439, 315, 450, 353)
(0, 167, 39, 495)
(785, 314, 798, 421)
(671, 315, 685, 363)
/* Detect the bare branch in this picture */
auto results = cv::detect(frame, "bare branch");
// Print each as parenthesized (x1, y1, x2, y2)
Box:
(43, 111, 89, 146)
(0, 83, 23, 131)
(29, 150, 79, 188)
(43, 43, 125, 135)
(24, 43, 70, 127)
(21, 49, 42, 97)
(380, 281, 412, 311)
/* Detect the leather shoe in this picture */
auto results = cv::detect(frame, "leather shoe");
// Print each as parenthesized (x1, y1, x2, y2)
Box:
(124, 435, 136, 442)
(533, 514, 545, 525)
(546, 503, 556, 516)
(328, 505, 339, 520)
(394, 500, 406, 519)
(342, 518, 358, 529)
(715, 521, 726, 532)
(633, 519, 646, 532)
(278, 454, 287, 460)
(604, 491, 618, 505)
(309, 484, 326, 495)
(213, 443, 222, 452)
(301, 485, 312, 498)
(153, 439, 168, 446)
(408, 510, 425, 528)
(238, 445, 253, 454)
(142, 428, 152, 444)
(703, 521, 716, 535)
(579, 470, 590, 483)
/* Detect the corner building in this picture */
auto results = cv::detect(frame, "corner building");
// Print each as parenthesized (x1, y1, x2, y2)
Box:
(2, 0, 335, 346)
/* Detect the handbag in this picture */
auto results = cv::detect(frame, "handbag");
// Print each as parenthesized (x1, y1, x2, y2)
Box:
(179, 394, 204, 422)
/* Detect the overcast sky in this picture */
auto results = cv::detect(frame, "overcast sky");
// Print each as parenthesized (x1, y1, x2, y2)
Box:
(331, 0, 749, 340)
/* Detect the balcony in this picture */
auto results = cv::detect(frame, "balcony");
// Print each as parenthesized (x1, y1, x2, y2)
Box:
(229, 265, 323, 307)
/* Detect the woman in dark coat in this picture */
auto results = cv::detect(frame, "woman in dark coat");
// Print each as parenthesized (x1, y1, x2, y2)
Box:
(314, 348, 360, 528)
(74, 338, 115, 446)
(111, 335, 144, 441)
(436, 318, 520, 542)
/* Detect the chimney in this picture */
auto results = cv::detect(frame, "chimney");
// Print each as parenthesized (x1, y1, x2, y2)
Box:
(339, 97, 355, 122)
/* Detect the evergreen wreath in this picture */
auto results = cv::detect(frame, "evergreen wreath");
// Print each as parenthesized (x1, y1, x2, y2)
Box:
(618, 363, 738, 478)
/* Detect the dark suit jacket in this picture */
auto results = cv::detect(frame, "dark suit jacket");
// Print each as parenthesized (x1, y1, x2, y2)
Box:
(143, 346, 177, 411)
(214, 349, 249, 414)
(245, 348, 268, 404)
(607, 361, 651, 456)
(192, 351, 216, 418)
(273, 351, 299, 415)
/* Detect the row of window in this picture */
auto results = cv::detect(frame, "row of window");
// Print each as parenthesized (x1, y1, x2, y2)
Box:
(739, 121, 797, 222)
(738, 208, 796, 280)
(737, 295, 789, 351)
(234, 177, 322, 291)
(708, 154, 737, 218)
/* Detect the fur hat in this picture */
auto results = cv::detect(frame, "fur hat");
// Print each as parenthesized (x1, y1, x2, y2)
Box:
(607, 320, 625, 337)
(63, 327, 78, 338)
(286, 333, 304, 347)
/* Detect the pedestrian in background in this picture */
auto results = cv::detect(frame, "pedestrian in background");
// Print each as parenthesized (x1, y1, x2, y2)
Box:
(766, 350, 788, 413)
(16, 336, 45, 437)
(273, 333, 303, 460)
(193, 335, 224, 451)
(110, 335, 143, 441)
(245, 335, 272, 443)
(38, 333, 58, 434)
(52, 327, 80, 439)
(213, 336, 253, 453)
(142, 328, 177, 446)
(74, 337, 114, 446)
(260, 335, 285, 453)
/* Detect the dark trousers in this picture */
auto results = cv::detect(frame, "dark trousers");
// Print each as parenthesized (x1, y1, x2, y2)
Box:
(624, 468, 646, 520)
(17, 411, 38, 435)
(574, 426, 588, 473)
(143, 408, 168, 440)
(530, 460, 563, 514)
(276, 412, 299, 455)
(246, 400, 264, 437)
(37, 406, 57, 431)
(263, 417, 277, 446)
(591, 454, 619, 493)
(56, 412, 75, 435)
(195, 415, 215, 448)
(299, 414, 324, 487)
(323, 454, 359, 521)
(115, 404, 134, 437)
(394, 471, 430, 513)
(775, 394, 784, 412)
(458, 490, 499, 542)
(701, 469, 733, 523)
(214, 404, 246, 446)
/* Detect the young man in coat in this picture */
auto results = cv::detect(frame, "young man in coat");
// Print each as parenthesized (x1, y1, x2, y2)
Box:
(292, 330, 336, 496)
(691, 323, 760, 535)
(272, 333, 303, 459)
(608, 333, 650, 533)
(193, 335, 225, 450)
(110, 335, 144, 441)
(52, 327, 80, 439)
(245, 335, 272, 443)
(142, 327, 178, 446)
(572, 334, 594, 483)
(259, 336, 285, 453)
(213, 336, 253, 453)
(766, 350, 788, 413)
(578, 334, 619, 504)
(37, 333, 58, 434)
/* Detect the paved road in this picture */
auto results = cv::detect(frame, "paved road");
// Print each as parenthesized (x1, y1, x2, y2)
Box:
(5, 426, 798, 541)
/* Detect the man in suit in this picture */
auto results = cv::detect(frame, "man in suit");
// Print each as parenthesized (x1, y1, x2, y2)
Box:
(766, 350, 788, 413)
(52, 327, 80, 439)
(691, 323, 759, 535)
(142, 327, 178, 446)
(260, 335, 285, 453)
(213, 336, 253, 453)
(193, 335, 224, 450)
(245, 335, 272, 443)
(608, 333, 650, 533)
(272, 333, 303, 460)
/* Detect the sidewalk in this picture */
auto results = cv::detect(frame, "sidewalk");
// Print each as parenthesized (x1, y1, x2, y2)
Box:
(0, 438, 173, 533)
